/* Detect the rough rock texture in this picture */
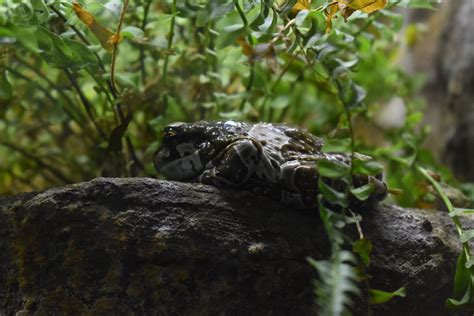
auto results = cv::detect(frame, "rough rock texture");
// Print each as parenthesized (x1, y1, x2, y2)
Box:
(0, 178, 465, 315)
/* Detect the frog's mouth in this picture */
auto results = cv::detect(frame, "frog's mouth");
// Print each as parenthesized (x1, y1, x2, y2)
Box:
(154, 144, 205, 181)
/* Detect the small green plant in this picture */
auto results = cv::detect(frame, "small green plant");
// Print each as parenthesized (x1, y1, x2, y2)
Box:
(0, 0, 471, 314)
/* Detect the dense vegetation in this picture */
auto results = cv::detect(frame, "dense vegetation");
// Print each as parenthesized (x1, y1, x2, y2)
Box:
(1, 0, 473, 314)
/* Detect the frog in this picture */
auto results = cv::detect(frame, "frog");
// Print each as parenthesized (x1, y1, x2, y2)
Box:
(154, 120, 387, 209)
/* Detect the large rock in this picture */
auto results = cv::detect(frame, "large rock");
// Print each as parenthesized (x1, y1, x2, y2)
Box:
(0, 178, 463, 315)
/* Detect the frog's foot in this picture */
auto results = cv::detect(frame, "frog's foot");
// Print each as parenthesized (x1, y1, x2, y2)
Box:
(198, 139, 259, 187)
(278, 161, 319, 208)
(352, 174, 388, 203)
(280, 161, 318, 194)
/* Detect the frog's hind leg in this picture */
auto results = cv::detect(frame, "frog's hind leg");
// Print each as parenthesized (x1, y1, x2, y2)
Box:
(198, 139, 259, 187)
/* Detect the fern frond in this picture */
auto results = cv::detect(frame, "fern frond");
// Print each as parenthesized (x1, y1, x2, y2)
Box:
(308, 250, 360, 316)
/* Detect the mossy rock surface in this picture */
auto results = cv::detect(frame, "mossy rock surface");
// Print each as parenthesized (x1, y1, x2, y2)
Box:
(0, 178, 464, 315)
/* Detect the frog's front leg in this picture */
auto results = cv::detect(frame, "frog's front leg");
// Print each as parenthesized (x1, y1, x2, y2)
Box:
(279, 161, 319, 207)
(198, 139, 260, 187)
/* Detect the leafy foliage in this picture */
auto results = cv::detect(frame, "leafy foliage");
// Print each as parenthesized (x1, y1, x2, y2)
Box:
(0, 0, 471, 314)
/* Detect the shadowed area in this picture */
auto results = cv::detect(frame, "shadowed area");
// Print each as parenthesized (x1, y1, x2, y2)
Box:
(0, 178, 464, 315)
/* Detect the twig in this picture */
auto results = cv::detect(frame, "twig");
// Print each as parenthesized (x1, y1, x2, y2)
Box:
(49, 4, 90, 45)
(417, 165, 471, 259)
(13, 56, 86, 123)
(233, 0, 248, 26)
(109, 0, 144, 175)
(110, 0, 129, 96)
(49, 2, 119, 111)
(63, 68, 107, 141)
(5, 66, 57, 104)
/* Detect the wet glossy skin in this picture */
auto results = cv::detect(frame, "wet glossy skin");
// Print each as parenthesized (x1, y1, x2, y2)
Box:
(154, 121, 387, 209)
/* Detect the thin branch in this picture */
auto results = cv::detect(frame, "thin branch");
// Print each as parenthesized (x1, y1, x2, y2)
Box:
(6, 66, 57, 104)
(63, 68, 107, 141)
(49, 4, 90, 45)
(108, 0, 144, 175)
(49, 4, 109, 75)
(233, 0, 248, 26)
(49, 3, 118, 107)
(13, 56, 86, 123)
(110, 0, 129, 96)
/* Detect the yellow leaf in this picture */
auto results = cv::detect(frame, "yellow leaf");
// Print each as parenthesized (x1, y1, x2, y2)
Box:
(236, 37, 253, 57)
(339, 0, 387, 13)
(338, 3, 356, 21)
(324, 3, 340, 33)
(291, 0, 311, 14)
(107, 34, 123, 45)
(72, 2, 115, 51)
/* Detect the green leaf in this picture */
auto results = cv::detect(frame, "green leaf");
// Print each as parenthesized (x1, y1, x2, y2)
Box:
(217, 25, 247, 49)
(337, 79, 366, 108)
(36, 28, 99, 70)
(0, 25, 38, 53)
(295, 9, 310, 26)
(121, 26, 145, 39)
(313, 62, 330, 82)
(353, 238, 372, 267)
(308, 250, 360, 315)
(350, 182, 375, 201)
(405, 111, 423, 130)
(353, 158, 383, 176)
(36, 28, 77, 68)
(63, 38, 100, 70)
(369, 286, 406, 305)
(322, 138, 351, 153)
(449, 208, 474, 218)
(318, 178, 348, 207)
(460, 230, 474, 243)
(446, 252, 474, 311)
(0, 69, 13, 101)
(317, 159, 350, 178)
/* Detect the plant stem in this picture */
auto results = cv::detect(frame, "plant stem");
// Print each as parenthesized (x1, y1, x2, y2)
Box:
(109, 0, 144, 175)
(63, 68, 107, 141)
(110, 0, 129, 96)
(233, 0, 248, 26)
(417, 165, 471, 260)
(6, 66, 57, 105)
(49, 3, 117, 113)
(49, 4, 91, 45)
(13, 56, 85, 124)
(162, 0, 177, 88)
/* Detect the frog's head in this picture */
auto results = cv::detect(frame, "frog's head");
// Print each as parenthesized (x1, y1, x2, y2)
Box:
(154, 121, 243, 180)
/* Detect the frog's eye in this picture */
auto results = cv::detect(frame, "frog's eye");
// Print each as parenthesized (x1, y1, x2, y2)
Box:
(164, 129, 177, 138)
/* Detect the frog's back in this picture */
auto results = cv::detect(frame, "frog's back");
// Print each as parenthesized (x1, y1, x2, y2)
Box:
(248, 123, 324, 164)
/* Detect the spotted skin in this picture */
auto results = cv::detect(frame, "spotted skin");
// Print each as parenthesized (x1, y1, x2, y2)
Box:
(154, 121, 387, 209)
